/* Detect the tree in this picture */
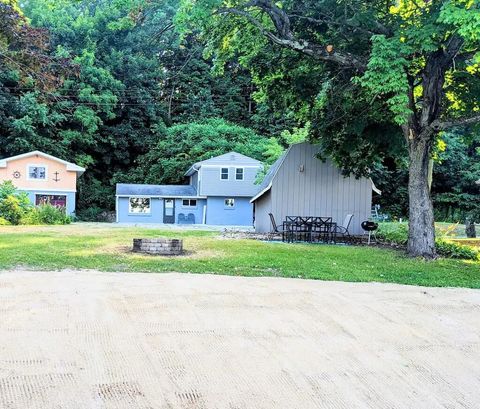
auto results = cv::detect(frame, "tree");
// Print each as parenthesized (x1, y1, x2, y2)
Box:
(10, 0, 268, 214)
(432, 131, 480, 235)
(113, 118, 271, 185)
(177, 0, 480, 258)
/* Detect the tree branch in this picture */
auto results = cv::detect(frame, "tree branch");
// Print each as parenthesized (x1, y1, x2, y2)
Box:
(288, 13, 391, 37)
(217, 2, 367, 72)
(432, 114, 480, 131)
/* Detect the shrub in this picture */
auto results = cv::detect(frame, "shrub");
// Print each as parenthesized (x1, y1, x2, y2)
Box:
(436, 240, 479, 261)
(376, 222, 408, 245)
(19, 210, 42, 225)
(76, 206, 105, 221)
(0, 217, 11, 225)
(377, 222, 479, 260)
(0, 181, 32, 224)
(19, 205, 72, 225)
(35, 204, 72, 225)
(0, 195, 27, 225)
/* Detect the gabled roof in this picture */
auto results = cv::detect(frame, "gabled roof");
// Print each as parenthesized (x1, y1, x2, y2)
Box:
(250, 148, 290, 203)
(116, 183, 202, 198)
(251, 142, 381, 202)
(0, 150, 85, 175)
(185, 151, 261, 176)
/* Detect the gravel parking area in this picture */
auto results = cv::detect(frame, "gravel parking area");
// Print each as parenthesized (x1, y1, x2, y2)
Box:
(0, 270, 479, 408)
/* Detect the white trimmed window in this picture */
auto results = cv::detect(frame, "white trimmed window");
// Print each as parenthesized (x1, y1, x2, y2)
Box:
(235, 168, 244, 180)
(129, 197, 151, 214)
(28, 165, 46, 180)
(182, 199, 197, 207)
(220, 167, 229, 180)
(224, 198, 235, 208)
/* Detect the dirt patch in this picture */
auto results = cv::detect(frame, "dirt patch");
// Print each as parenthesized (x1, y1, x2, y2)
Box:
(0, 270, 479, 408)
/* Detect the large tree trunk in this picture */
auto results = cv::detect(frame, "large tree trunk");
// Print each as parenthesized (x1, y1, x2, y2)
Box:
(466, 218, 476, 238)
(407, 137, 436, 258)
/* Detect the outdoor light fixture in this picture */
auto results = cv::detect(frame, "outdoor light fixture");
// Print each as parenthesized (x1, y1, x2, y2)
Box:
(299, 164, 305, 172)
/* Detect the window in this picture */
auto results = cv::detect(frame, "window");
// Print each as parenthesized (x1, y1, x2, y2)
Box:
(182, 199, 197, 207)
(235, 168, 244, 180)
(129, 197, 151, 214)
(221, 167, 229, 180)
(28, 166, 46, 180)
(35, 195, 66, 208)
(224, 198, 235, 208)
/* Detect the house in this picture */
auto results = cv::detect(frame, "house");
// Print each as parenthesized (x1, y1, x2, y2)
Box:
(116, 152, 262, 225)
(0, 150, 85, 215)
(251, 142, 379, 235)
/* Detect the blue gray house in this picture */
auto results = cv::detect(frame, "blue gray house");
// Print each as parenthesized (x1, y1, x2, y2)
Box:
(116, 152, 262, 225)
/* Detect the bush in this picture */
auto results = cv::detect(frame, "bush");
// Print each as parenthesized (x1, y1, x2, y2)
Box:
(0, 217, 11, 225)
(0, 181, 32, 224)
(0, 182, 71, 225)
(0, 195, 28, 225)
(36, 204, 72, 225)
(19, 210, 42, 225)
(436, 240, 479, 261)
(77, 206, 109, 222)
(377, 222, 408, 245)
(377, 222, 479, 260)
(19, 205, 72, 225)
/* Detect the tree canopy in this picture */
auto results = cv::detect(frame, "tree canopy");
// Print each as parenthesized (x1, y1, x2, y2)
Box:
(176, 0, 480, 257)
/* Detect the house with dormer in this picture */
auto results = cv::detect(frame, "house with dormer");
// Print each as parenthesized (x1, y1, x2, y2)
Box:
(0, 150, 85, 215)
(115, 152, 262, 225)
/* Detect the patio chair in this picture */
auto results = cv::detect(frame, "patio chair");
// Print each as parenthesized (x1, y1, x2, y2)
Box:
(333, 214, 354, 243)
(268, 213, 287, 241)
(178, 213, 186, 224)
(186, 213, 195, 224)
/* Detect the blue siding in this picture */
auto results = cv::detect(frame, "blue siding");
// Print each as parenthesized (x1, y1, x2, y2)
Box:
(175, 198, 206, 224)
(24, 190, 76, 215)
(117, 197, 163, 223)
(206, 196, 253, 226)
(117, 197, 207, 224)
(118, 196, 252, 225)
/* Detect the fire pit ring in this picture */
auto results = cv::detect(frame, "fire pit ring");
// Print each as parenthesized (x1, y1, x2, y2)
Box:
(133, 238, 183, 256)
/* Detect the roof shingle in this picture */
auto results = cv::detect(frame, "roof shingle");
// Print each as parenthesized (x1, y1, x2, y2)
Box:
(116, 184, 198, 197)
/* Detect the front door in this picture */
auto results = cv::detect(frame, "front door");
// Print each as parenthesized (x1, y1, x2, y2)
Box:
(163, 199, 175, 223)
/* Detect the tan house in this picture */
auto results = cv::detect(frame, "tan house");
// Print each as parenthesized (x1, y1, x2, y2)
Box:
(0, 151, 85, 214)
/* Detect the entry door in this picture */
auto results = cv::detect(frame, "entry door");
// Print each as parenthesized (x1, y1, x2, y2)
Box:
(163, 199, 175, 223)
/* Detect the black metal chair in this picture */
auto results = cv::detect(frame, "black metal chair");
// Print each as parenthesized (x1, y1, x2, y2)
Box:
(268, 213, 287, 241)
(333, 214, 354, 243)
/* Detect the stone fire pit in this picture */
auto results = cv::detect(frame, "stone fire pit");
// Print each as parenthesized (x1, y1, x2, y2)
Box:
(132, 238, 183, 256)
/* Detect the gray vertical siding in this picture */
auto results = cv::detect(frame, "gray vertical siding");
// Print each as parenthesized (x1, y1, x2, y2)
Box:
(254, 143, 372, 235)
(254, 190, 272, 232)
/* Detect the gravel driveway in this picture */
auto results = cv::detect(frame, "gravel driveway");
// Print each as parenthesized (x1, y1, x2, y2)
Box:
(0, 270, 479, 408)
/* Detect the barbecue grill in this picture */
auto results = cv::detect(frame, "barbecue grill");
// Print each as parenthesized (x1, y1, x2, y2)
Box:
(361, 221, 378, 245)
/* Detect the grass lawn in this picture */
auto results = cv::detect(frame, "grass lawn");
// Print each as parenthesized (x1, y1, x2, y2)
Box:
(0, 223, 479, 288)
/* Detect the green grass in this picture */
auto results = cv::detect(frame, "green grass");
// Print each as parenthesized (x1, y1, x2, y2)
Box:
(0, 223, 479, 288)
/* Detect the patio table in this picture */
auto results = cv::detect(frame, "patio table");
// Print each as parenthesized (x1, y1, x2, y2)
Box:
(282, 217, 335, 243)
